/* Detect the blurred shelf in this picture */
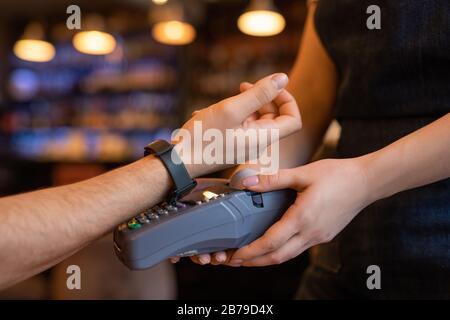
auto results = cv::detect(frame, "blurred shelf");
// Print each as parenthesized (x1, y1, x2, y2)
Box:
(3, 29, 185, 163)
(6, 127, 173, 163)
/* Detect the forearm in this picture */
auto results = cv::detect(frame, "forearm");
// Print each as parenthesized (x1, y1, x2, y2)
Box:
(0, 156, 172, 289)
(361, 113, 450, 203)
(273, 3, 338, 168)
(280, 81, 335, 167)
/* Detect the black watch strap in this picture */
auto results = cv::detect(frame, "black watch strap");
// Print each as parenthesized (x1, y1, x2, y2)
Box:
(144, 140, 197, 204)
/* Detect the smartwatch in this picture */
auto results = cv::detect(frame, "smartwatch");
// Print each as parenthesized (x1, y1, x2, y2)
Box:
(144, 140, 197, 204)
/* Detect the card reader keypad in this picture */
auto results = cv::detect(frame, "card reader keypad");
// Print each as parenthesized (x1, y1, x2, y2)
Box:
(125, 194, 226, 230)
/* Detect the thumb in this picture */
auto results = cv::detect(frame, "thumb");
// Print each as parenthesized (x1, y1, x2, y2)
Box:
(241, 169, 293, 192)
(242, 167, 310, 192)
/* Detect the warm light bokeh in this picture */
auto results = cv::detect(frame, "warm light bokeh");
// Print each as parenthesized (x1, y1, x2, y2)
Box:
(73, 31, 117, 55)
(152, 0, 168, 5)
(13, 39, 55, 62)
(238, 10, 285, 37)
(152, 20, 196, 45)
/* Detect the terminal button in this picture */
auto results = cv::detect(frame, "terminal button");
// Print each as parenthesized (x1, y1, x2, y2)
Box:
(166, 205, 177, 212)
(137, 214, 150, 224)
(146, 213, 160, 220)
(127, 220, 142, 230)
(250, 192, 264, 208)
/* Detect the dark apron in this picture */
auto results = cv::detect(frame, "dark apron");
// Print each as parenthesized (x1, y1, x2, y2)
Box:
(297, 0, 450, 299)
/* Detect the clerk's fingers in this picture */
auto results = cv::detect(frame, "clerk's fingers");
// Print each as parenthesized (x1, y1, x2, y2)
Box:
(210, 251, 227, 265)
(170, 257, 180, 263)
(189, 253, 211, 265)
(189, 251, 235, 266)
(219, 73, 288, 120)
(241, 235, 313, 267)
(210, 250, 236, 265)
(230, 198, 303, 263)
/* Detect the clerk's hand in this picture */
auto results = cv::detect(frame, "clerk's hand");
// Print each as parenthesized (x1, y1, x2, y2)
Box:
(178, 158, 371, 266)
(229, 158, 370, 266)
(175, 73, 301, 178)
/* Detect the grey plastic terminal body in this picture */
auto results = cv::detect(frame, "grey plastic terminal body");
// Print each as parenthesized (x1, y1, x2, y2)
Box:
(113, 178, 296, 270)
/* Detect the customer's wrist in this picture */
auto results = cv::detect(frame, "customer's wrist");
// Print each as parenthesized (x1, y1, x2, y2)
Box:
(172, 143, 214, 178)
(183, 162, 230, 179)
(138, 155, 171, 185)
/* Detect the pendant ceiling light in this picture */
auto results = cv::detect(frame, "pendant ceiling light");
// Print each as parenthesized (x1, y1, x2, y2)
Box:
(152, 0, 168, 4)
(13, 22, 55, 62)
(152, 20, 196, 45)
(150, 2, 196, 46)
(238, 0, 286, 37)
(72, 14, 117, 55)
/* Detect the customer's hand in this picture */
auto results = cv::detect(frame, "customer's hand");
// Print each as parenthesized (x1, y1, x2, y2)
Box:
(175, 73, 301, 178)
(178, 158, 371, 266)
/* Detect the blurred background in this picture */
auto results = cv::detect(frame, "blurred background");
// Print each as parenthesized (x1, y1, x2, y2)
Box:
(0, 0, 311, 299)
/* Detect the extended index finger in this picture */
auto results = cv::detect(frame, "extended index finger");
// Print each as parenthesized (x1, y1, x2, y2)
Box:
(221, 73, 288, 119)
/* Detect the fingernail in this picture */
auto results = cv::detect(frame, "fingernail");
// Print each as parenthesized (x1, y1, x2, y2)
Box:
(215, 252, 226, 263)
(230, 259, 243, 265)
(228, 263, 242, 267)
(199, 255, 210, 265)
(271, 73, 288, 90)
(242, 176, 259, 187)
